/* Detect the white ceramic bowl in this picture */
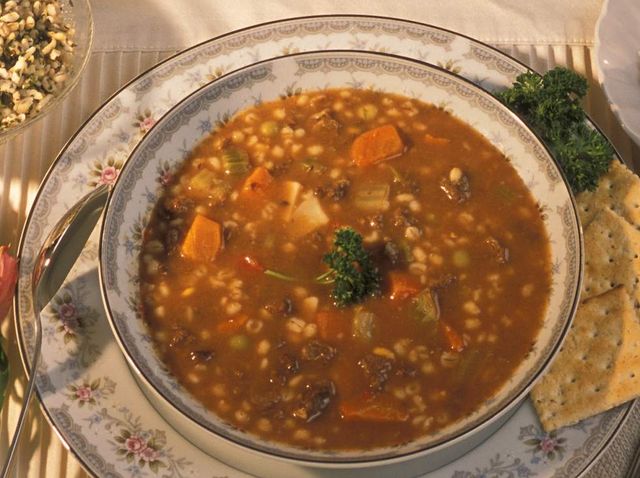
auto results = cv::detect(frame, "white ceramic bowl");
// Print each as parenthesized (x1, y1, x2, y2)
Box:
(99, 50, 583, 477)
(596, 0, 640, 146)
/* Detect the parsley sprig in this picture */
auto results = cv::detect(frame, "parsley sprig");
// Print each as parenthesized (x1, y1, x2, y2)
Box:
(497, 67, 613, 193)
(320, 227, 381, 307)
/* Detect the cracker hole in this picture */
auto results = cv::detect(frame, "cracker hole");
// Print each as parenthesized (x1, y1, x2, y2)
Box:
(594, 387, 601, 393)
(631, 373, 636, 379)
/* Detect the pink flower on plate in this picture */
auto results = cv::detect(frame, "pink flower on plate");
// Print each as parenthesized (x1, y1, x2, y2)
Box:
(99, 166, 119, 185)
(125, 435, 147, 454)
(159, 171, 173, 186)
(539, 436, 558, 453)
(58, 302, 77, 319)
(75, 386, 92, 402)
(139, 116, 156, 133)
(0, 245, 18, 320)
(139, 446, 159, 462)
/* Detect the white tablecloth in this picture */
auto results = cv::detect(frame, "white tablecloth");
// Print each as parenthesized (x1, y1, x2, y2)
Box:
(1, 1, 639, 476)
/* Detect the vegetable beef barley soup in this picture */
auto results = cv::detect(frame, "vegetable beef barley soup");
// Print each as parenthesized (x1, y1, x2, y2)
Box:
(140, 88, 551, 450)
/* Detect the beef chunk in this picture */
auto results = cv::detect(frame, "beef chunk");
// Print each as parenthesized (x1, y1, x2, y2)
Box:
(440, 174, 470, 203)
(358, 354, 394, 391)
(164, 228, 181, 254)
(301, 340, 337, 363)
(250, 389, 282, 413)
(272, 352, 299, 385)
(310, 109, 341, 134)
(484, 236, 509, 263)
(383, 241, 402, 265)
(168, 326, 195, 348)
(292, 380, 336, 422)
(189, 350, 215, 363)
(265, 297, 294, 317)
(329, 179, 351, 201)
(392, 207, 417, 227)
(163, 196, 194, 216)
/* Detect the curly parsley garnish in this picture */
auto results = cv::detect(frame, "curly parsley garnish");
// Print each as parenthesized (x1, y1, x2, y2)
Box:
(318, 227, 381, 307)
(497, 67, 613, 193)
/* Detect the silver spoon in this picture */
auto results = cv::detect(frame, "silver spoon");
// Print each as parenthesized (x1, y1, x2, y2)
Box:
(1, 183, 110, 478)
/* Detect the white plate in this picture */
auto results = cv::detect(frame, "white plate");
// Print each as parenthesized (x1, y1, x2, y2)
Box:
(15, 15, 634, 478)
(596, 0, 640, 145)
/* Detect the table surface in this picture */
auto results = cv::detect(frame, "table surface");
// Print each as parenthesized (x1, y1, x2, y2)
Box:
(1, 2, 640, 476)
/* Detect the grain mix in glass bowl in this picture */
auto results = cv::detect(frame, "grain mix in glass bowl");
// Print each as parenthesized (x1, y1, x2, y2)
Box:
(0, 0, 92, 142)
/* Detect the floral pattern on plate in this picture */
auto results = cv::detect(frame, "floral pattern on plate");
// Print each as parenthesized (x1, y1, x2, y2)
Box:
(15, 15, 634, 478)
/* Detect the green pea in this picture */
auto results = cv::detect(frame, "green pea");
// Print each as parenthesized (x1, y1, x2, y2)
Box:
(229, 334, 249, 351)
(452, 249, 470, 268)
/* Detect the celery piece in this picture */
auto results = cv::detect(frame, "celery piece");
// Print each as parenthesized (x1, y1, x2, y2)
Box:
(354, 183, 390, 212)
(413, 288, 440, 324)
(222, 147, 250, 175)
(187, 168, 230, 203)
(353, 309, 376, 341)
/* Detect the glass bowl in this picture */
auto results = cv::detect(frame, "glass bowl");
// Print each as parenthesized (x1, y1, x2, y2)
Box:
(0, 0, 93, 144)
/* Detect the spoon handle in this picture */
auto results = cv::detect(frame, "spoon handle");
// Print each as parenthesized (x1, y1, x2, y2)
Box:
(0, 302, 42, 478)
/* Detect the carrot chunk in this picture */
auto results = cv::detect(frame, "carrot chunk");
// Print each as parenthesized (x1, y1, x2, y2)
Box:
(388, 271, 420, 300)
(350, 124, 405, 167)
(315, 310, 349, 341)
(441, 322, 465, 352)
(242, 166, 273, 194)
(424, 133, 451, 146)
(181, 214, 222, 262)
(340, 400, 409, 422)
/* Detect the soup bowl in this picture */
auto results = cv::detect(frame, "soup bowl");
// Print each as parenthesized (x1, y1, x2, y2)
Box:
(99, 50, 582, 477)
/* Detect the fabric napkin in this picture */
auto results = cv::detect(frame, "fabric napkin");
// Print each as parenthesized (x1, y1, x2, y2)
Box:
(92, 0, 603, 52)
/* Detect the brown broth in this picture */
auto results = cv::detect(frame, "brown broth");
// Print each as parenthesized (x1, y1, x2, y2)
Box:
(139, 88, 551, 451)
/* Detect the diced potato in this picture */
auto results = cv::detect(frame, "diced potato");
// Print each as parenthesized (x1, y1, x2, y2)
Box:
(289, 196, 329, 239)
(277, 180, 302, 221)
